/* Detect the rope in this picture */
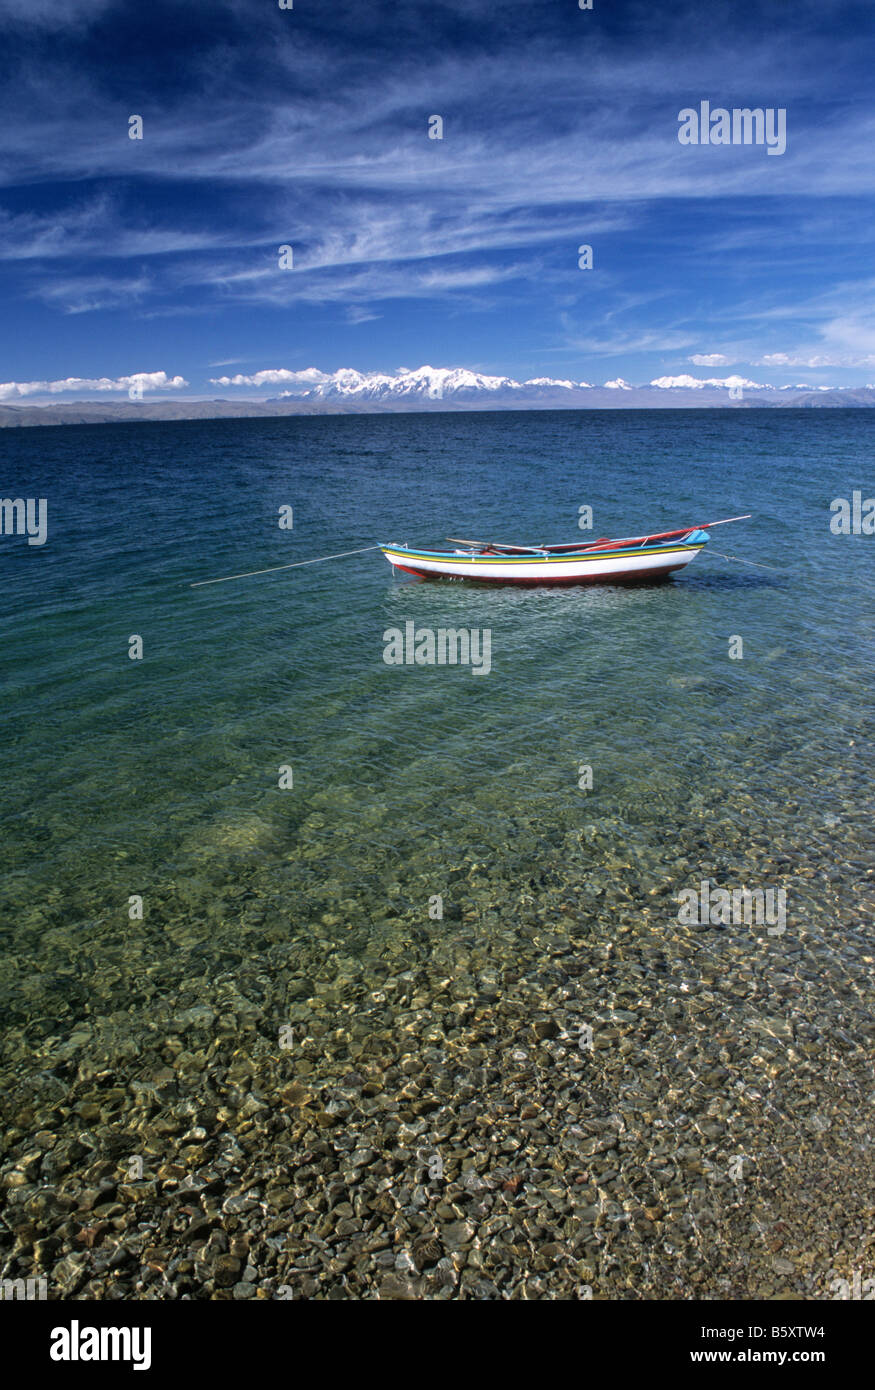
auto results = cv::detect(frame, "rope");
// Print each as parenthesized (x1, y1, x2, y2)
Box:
(189, 545, 383, 587)
(705, 548, 781, 573)
(188, 538, 779, 586)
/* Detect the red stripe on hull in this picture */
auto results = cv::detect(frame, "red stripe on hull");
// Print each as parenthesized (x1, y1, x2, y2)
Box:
(389, 561, 686, 586)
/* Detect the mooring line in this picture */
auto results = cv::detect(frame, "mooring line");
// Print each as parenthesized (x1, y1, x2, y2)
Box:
(706, 549, 782, 572)
(189, 545, 383, 587)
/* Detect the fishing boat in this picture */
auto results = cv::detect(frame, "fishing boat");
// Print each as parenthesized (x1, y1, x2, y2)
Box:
(380, 516, 751, 586)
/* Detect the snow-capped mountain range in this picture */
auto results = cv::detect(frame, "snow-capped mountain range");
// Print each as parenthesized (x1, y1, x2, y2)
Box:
(288, 365, 595, 401)
(204, 364, 872, 409)
(4, 364, 875, 428)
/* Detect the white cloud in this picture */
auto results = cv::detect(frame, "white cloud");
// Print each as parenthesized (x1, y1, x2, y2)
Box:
(689, 353, 730, 366)
(756, 346, 875, 369)
(345, 307, 381, 324)
(0, 372, 188, 401)
(210, 368, 330, 388)
(739, 283, 875, 370)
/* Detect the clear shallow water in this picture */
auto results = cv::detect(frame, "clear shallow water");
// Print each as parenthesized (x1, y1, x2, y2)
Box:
(1, 409, 873, 1298)
(1, 409, 871, 947)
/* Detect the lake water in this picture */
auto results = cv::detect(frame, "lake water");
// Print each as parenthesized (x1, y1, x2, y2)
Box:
(1, 408, 873, 1299)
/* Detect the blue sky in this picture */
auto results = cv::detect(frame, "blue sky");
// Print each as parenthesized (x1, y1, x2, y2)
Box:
(2, 0, 875, 399)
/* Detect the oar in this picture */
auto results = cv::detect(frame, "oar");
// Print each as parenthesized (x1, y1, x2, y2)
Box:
(445, 536, 542, 553)
(606, 515, 754, 546)
(700, 514, 753, 528)
(449, 515, 752, 553)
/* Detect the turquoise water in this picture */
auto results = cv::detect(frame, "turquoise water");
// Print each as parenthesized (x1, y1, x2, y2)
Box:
(1, 408, 873, 1298)
(2, 406, 872, 1020)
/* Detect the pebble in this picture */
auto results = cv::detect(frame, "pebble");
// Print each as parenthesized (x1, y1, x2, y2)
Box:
(0, 758, 871, 1303)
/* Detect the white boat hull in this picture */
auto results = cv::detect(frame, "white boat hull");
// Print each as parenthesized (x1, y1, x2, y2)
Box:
(381, 535, 708, 585)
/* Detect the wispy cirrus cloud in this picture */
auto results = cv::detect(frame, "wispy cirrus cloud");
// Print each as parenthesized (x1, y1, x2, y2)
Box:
(0, 198, 248, 263)
(723, 277, 875, 369)
(555, 319, 698, 358)
(2, 1, 874, 386)
(30, 273, 152, 314)
(2, 0, 115, 27)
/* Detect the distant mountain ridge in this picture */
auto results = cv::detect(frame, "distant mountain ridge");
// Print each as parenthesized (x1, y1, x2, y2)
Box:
(278, 365, 595, 403)
(3, 363, 875, 428)
(172, 363, 875, 411)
